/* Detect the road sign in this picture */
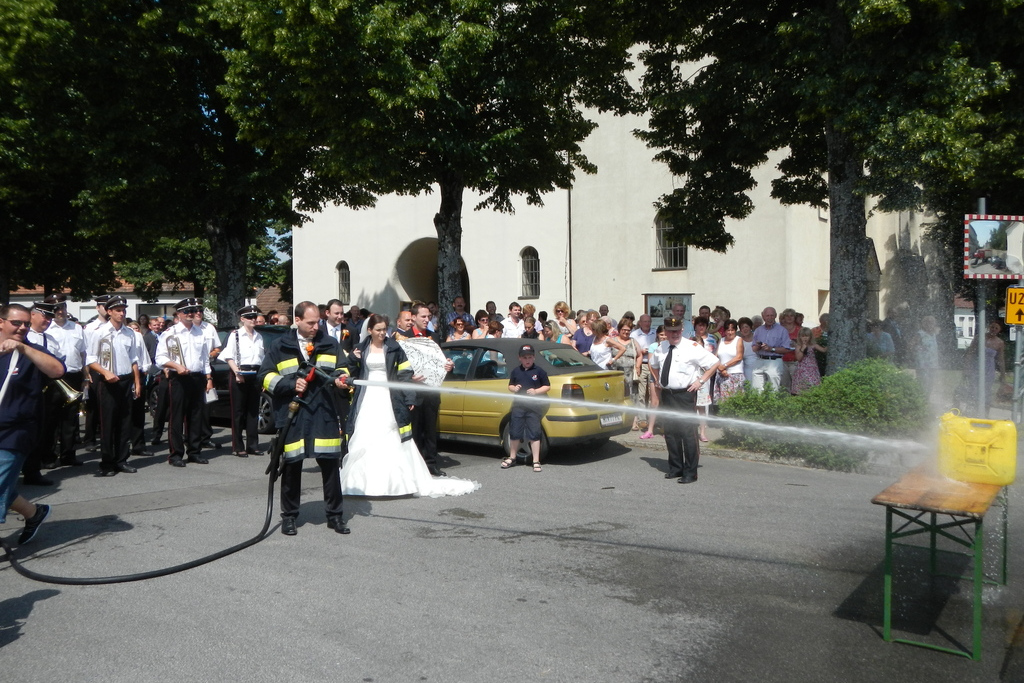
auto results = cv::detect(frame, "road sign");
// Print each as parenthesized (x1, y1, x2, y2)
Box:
(1006, 287, 1024, 325)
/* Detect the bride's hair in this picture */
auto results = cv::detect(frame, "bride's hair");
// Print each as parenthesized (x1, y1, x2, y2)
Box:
(367, 313, 388, 331)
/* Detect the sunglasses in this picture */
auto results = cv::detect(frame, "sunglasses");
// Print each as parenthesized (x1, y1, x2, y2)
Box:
(3, 319, 31, 328)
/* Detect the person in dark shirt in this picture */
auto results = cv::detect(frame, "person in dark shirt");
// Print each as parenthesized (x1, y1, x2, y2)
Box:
(0, 304, 66, 544)
(500, 344, 550, 472)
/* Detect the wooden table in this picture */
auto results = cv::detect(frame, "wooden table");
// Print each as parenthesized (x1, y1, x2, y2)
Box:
(872, 465, 1008, 660)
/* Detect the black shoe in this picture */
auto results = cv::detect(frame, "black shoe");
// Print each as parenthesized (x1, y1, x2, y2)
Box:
(97, 469, 118, 477)
(327, 517, 351, 534)
(664, 472, 679, 479)
(245, 449, 265, 456)
(60, 457, 84, 467)
(115, 463, 138, 474)
(130, 449, 147, 456)
(18, 504, 50, 544)
(201, 440, 217, 449)
(678, 474, 698, 484)
(40, 460, 59, 470)
(150, 438, 162, 446)
(22, 474, 54, 486)
(429, 468, 447, 477)
(187, 455, 209, 464)
(281, 517, 297, 536)
(169, 457, 186, 468)
(233, 451, 249, 458)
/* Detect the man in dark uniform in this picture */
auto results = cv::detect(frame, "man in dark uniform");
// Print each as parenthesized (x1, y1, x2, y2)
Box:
(260, 301, 352, 536)
(398, 302, 452, 477)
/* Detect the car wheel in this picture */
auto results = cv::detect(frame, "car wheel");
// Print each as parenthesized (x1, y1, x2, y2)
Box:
(501, 420, 549, 463)
(258, 392, 276, 434)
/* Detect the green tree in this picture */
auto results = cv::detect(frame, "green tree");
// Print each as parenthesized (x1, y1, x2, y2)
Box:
(219, 0, 634, 316)
(635, 0, 1020, 372)
(0, 0, 300, 320)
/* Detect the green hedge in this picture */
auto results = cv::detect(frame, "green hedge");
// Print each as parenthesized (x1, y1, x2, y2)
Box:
(716, 359, 929, 470)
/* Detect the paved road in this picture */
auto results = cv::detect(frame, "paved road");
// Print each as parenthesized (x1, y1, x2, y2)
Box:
(2, 428, 1023, 682)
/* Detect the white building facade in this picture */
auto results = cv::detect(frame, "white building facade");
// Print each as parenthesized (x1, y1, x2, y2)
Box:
(295, 107, 877, 325)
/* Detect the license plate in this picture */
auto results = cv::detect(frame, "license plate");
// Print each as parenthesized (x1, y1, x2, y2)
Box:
(600, 413, 622, 427)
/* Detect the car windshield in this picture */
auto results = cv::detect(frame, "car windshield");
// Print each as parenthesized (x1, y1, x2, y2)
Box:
(540, 347, 593, 369)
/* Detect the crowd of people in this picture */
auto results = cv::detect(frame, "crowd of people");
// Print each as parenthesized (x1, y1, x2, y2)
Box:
(1, 291, 951, 544)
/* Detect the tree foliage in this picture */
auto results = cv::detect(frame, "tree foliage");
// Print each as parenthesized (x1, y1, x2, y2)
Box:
(635, 0, 1023, 371)
(219, 0, 635, 315)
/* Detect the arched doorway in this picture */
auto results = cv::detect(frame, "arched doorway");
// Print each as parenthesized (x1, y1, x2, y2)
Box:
(394, 238, 471, 306)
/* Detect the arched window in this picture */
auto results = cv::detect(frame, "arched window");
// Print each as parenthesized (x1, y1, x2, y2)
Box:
(336, 261, 351, 304)
(520, 247, 540, 299)
(654, 215, 688, 270)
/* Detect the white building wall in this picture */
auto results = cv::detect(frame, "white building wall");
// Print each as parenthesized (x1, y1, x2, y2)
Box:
(294, 107, 834, 324)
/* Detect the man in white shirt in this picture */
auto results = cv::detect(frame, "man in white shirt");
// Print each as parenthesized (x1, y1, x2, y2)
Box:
(630, 314, 658, 422)
(86, 296, 142, 476)
(322, 299, 352, 352)
(196, 309, 222, 449)
(156, 298, 212, 468)
(21, 301, 66, 485)
(221, 305, 266, 456)
(649, 316, 719, 484)
(670, 302, 696, 339)
(82, 294, 110, 450)
(50, 296, 86, 467)
(501, 302, 525, 338)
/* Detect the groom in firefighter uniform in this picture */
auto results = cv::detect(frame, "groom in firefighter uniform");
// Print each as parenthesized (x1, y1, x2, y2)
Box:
(259, 301, 353, 536)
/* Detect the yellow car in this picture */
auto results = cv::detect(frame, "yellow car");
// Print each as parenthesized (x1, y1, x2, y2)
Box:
(439, 339, 631, 457)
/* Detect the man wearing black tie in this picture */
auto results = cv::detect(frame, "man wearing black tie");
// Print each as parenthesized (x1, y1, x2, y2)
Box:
(649, 317, 720, 484)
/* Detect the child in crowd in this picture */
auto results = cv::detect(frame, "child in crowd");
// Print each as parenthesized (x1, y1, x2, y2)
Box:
(501, 344, 551, 472)
(791, 327, 823, 394)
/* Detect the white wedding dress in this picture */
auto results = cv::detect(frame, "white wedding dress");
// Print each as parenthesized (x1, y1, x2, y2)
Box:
(340, 350, 480, 498)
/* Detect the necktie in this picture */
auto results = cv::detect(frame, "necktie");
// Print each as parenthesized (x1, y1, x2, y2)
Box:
(661, 345, 675, 388)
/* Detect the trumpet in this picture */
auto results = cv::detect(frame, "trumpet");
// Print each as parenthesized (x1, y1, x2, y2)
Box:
(50, 378, 84, 404)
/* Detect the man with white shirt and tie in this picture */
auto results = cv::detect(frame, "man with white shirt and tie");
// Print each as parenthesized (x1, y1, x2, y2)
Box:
(649, 316, 720, 484)
(22, 301, 66, 485)
(322, 299, 352, 352)
(86, 295, 142, 476)
(155, 298, 212, 468)
(221, 305, 265, 457)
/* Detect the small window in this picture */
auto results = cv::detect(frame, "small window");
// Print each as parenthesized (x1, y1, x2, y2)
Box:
(520, 247, 540, 299)
(655, 216, 687, 270)
(337, 261, 350, 305)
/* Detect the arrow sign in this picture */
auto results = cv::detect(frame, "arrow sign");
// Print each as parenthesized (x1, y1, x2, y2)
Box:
(1005, 287, 1024, 326)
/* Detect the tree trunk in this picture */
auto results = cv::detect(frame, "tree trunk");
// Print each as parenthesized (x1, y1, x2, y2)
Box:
(825, 122, 868, 374)
(433, 173, 465, 326)
(205, 216, 249, 327)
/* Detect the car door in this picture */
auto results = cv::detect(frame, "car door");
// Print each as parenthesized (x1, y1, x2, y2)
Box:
(438, 346, 474, 433)
(461, 347, 514, 437)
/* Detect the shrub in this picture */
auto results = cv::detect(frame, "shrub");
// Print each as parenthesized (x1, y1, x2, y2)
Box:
(717, 359, 929, 471)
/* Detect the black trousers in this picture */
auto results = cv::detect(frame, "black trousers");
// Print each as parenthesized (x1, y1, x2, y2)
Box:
(83, 374, 100, 445)
(98, 374, 135, 471)
(23, 380, 63, 477)
(661, 388, 700, 478)
(57, 370, 84, 463)
(280, 457, 343, 519)
(152, 374, 169, 439)
(130, 375, 150, 451)
(168, 373, 204, 460)
(229, 373, 260, 452)
(412, 394, 441, 473)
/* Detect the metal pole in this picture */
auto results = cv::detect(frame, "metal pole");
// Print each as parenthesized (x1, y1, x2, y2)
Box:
(1014, 324, 1023, 424)
(978, 198, 987, 417)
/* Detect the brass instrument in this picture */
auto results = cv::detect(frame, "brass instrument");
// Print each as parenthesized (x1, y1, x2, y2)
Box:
(50, 378, 84, 404)
(167, 335, 184, 368)
(98, 334, 114, 374)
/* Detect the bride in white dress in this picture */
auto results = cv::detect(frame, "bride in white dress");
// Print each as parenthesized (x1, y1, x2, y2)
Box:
(340, 316, 480, 498)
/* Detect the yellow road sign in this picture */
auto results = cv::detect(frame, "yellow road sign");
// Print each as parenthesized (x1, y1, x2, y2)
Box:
(1006, 287, 1024, 325)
